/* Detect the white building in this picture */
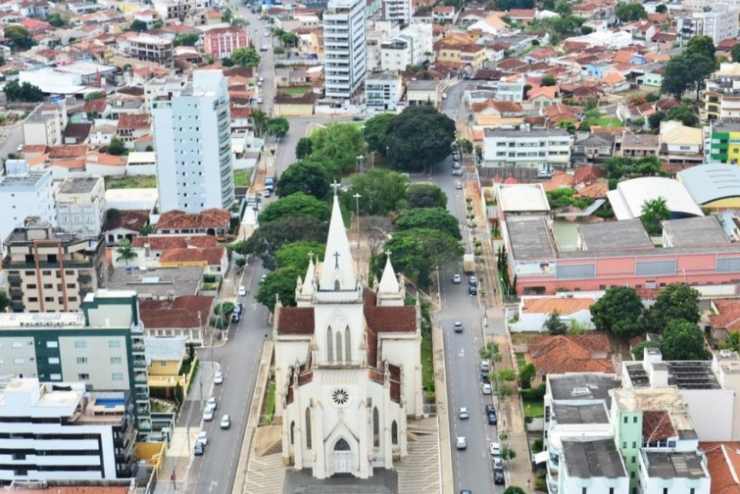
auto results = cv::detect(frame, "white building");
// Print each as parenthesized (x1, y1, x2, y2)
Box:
(509, 296, 596, 332)
(323, 0, 368, 101)
(55, 175, 106, 237)
(152, 70, 235, 214)
(23, 102, 67, 146)
(0, 378, 136, 482)
(0, 160, 55, 248)
(482, 128, 573, 170)
(383, 0, 411, 24)
(275, 191, 422, 479)
(379, 22, 433, 72)
(380, 38, 413, 72)
(678, 4, 739, 45)
(365, 72, 403, 112)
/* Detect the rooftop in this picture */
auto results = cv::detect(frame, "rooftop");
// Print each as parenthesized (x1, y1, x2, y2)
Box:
(0, 170, 50, 189)
(677, 163, 740, 206)
(406, 79, 438, 91)
(662, 216, 729, 248)
(552, 402, 609, 424)
(549, 373, 621, 404)
(496, 183, 550, 213)
(484, 127, 570, 138)
(578, 219, 653, 251)
(57, 175, 102, 195)
(105, 266, 203, 299)
(506, 216, 557, 260)
(612, 387, 695, 433)
(625, 359, 720, 390)
(607, 177, 704, 221)
(562, 439, 627, 479)
(0, 312, 85, 329)
(644, 451, 707, 479)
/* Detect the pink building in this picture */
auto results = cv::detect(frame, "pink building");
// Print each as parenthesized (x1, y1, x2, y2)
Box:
(203, 26, 249, 60)
(503, 216, 740, 295)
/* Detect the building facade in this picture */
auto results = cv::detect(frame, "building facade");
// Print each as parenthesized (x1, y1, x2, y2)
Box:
(0, 378, 136, 482)
(709, 120, 740, 163)
(203, 26, 249, 60)
(0, 290, 151, 433)
(382, 0, 411, 24)
(365, 71, 403, 112)
(22, 102, 66, 147)
(323, 0, 368, 101)
(119, 33, 174, 67)
(275, 192, 422, 479)
(482, 128, 573, 170)
(0, 161, 55, 250)
(704, 63, 740, 122)
(55, 176, 106, 237)
(677, 5, 738, 45)
(152, 70, 236, 214)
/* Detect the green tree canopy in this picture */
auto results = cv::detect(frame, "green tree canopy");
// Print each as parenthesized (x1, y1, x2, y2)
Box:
(295, 137, 313, 159)
(655, 3, 667, 12)
(385, 106, 456, 172)
(107, 137, 128, 156)
(541, 74, 557, 86)
(686, 35, 716, 61)
(276, 160, 330, 199)
(309, 123, 366, 177)
(503, 487, 526, 494)
(258, 192, 330, 225)
(5, 25, 34, 50)
(406, 183, 447, 209)
(395, 207, 461, 240)
(590, 286, 645, 338)
(640, 197, 669, 236)
(666, 104, 699, 127)
(235, 215, 328, 269)
(47, 13, 67, 27)
(274, 241, 325, 273)
(615, 2, 647, 22)
(375, 228, 463, 288)
(660, 319, 709, 360)
(733, 44, 740, 63)
(3, 81, 43, 102)
(266, 117, 289, 138)
(348, 169, 409, 215)
(174, 33, 200, 46)
(363, 113, 395, 155)
(605, 156, 661, 184)
(232, 47, 261, 67)
(545, 312, 567, 334)
(256, 266, 301, 311)
(251, 110, 268, 136)
(129, 19, 149, 32)
(662, 38, 716, 99)
(644, 283, 701, 331)
(0, 289, 10, 313)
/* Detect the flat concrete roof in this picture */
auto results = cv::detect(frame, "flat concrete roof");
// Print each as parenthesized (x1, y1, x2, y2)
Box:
(549, 373, 621, 404)
(579, 219, 653, 251)
(57, 175, 101, 194)
(552, 403, 609, 425)
(662, 216, 729, 248)
(644, 452, 707, 479)
(105, 266, 203, 299)
(562, 439, 626, 479)
(506, 216, 557, 260)
(496, 183, 550, 213)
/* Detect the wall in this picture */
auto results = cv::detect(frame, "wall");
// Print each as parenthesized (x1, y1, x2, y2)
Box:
(509, 309, 594, 332)
(58, 335, 130, 391)
(680, 388, 735, 441)
(0, 337, 39, 378)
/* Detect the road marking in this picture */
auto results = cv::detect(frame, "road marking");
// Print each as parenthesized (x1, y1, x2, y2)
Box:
(458, 348, 465, 357)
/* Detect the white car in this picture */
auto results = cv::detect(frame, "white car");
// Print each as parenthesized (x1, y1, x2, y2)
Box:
(220, 414, 231, 430)
(203, 405, 215, 421)
(238, 286, 247, 296)
(456, 436, 467, 450)
(452, 274, 462, 284)
(456, 181, 463, 190)
(489, 441, 501, 457)
(481, 383, 492, 395)
(214, 371, 224, 385)
(458, 407, 470, 420)
(196, 431, 208, 447)
(207, 397, 217, 410)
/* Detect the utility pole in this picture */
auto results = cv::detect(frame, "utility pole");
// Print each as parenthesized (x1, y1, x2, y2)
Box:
(353, 192, 361, 279)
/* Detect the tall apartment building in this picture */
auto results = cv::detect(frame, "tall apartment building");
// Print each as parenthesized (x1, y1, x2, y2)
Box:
(119, 33, 174, 67)
(677, 4, 739, 45)
(0, 160, 55, 251)
(152, 70, 235, 214)
(0, 290, 151, 433)
(383, 0, 411, 24)
(704, 63, 740, 122)
(323, 0, 368, 101)
(2, 224, 104, 313)
(365, 71, 403, 111)
(22, 102, 67, 147)
(708, 120, 740, 163)
(482, 128, 573, 170)
(203, 26, 249, 60)
(0, 378, 136, 482)
(55, 175, 106, 237)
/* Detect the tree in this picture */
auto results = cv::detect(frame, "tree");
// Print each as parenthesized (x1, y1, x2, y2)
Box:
(295, 137, 313, 159)
(129, 20, 149, 32)
(640, 197, 669, 236)
(385, 106, 456, 172)
(231, 47, 260, 68)
(266, 117, 289, 138)
(544, 312, 568, 335)
(615, 2, 647, 22)
(363, 113, 395, 155)
(348, 169, 409, 215)
(590, 286, 645, 338)
(0, 290, 9, 313)
(221, 56, 234, 67)
(541, 74, 557, 86)
(221, 7, 234, 23)
(605, 156, 661, 183)
(733, 44, 740, 63)
(116, 239, 138, 266)
(686, 35, 716, 61)
(174, 33, 200, 46)
(4, 25, 34, 50)
(47, 13, 67, 27)
(374, 228, 463, 288)
(666, 104, 699, 127)
(107, 137, 127, 156)
(256, 266, 301, 311)
(309, 123, 366, 177)
(631, 339, 660, 360)
(251, 110, 268, 137)
(3, 81, 43, 102)
(503, 487, 526, 494)
(236, 215, 328, 269)
(518, 363, 536, 389)
(258, 192, 330, 225)
(276, 161, 330, 199)
(275, 241, 325, 273)
(456, 138, 473, 155)
(655, 3, 667, 12)
(406, 183, 447, 209)
(644, 283, 700, 332)
(395, 208, 461, 240)
(660, 319, 709, 360)
(648, 111, 666, 131)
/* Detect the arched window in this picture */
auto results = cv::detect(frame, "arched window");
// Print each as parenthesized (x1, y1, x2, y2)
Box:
(290, 421, 295, 445)
(335, 331, 343, 363)
(373, 407, 380, 448)
(326, 326, 333, 362)
(335, 438, 350, 450)
(391, 421, 398, 445)
(305, 408, 312, 450)
(344, 326, 351, 363)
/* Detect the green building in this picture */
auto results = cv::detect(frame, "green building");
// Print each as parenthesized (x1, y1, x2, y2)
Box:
(709, 120, 740, 164)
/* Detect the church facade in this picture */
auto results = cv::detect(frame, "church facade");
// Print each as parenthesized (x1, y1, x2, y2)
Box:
(273, 192, 424, 479)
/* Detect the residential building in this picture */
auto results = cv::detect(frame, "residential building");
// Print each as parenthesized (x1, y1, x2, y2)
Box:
(658, 120, 704, 166)
(103, 210, 151, 246)
(154, 209, 231, 236)
(509, 296, 596, 332)
(276, 192, 422, 478)
(323, 0, 368, 101)
(709, 120, 740, 163)
(54, 176, 106, 237)
(118, 33, 174, 67)
(559, 439, 629, 494)
(152, 70, 236, 214)
(482, 128, 573, 170)
(677, 4, 738, 45)
(2, 224, 104, 313)
(203, 26, 249, 60)
(704, 64, 740, 122)
(0, 378, 136, 482)
(0, 160, 55, 250)
(23, 102, 67, 147)
(607, 177, 704, 221)
(380, 38, 413, 72)
(383, 0, 411, 24)
(435, 41, 486, 70)
(152, 0, 194, 19)
(406, 79, 438, 106)
(365, 71, 403, 112)
(139, 295, 213, 343)
(527, 334, 613, 381)
(0, 290, 151, 432)
(494, 80, 526, 102)
(617, 132, 659, 159)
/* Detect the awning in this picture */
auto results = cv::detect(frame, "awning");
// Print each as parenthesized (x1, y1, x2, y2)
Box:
(533, 451, 549, 465)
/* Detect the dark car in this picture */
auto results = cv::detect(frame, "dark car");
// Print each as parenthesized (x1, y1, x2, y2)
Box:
(487, 410, 498, 425)
(486, 404, 496, 414)
(468, 285, 478, 295)
(460, 491, 472, 494)
(194, 441, 205, 456)
(494, 467, 505, 485)
(480, 371, 490, 383)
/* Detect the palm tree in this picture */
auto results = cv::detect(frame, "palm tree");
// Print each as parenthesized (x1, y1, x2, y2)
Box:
(116, 239, 138, 267)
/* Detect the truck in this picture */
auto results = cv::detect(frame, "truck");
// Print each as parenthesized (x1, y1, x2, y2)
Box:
(463, 254, 475, 274)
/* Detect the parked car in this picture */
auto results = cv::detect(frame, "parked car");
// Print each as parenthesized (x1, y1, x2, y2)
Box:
(456, 181, 463, 190)
(452, 168, 463, 176)
(196, 431, 208, 447)
(481, 383, 492, 395)
(469, 275, 478, 286)
(468, 285, 478, 296)
(452, 274, 462, 284)
(194, 441, 205, 456)
(458, 407, 470, 420)
(492, 457, 504, 470)
(203, 405, 215, 422)
(456, 436, 467, 450)
(480, 372, 490, 384)
(489, 441, 502, 457)
(220, 414, 231, 430)
(231, 312, 240, 323)
(494, 467, 505, 485)
(238, 286, 247, 296)
(214, 371, 224, 385)
(207, 397, 217, 410)
(480, 360, 491, 373)
(454, 321, 463, 333)
(487, 410, 497, 425)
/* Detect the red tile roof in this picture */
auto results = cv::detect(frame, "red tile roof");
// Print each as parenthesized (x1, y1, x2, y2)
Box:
(117, 113, 151, 130)
(156, 209, 231, 231)
(643, 410, 676, 442)
(701, 442, 740, 494)
(132, 235, 218, 250)
(276, 307, 315, 335)
(711, 299, 740, 332)
(103, 210, 150, 232)
(528, 334, 614, 376)
(160, 246, 225, 266)
(140, 295, 214, 329)
(48, 145, 87, 159)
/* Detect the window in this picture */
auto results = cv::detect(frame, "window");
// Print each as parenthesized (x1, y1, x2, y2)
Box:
(690, 489, 695, 494)
(78, 373, 90, 380)
(47, 357, 59, 365)
(46, 341, 58, 349)
(609, 489, 614, 494)
(582, 488, 587, 494)
(344, 326, 351, 362)
(108, 340, 122, 349)
(373, 407, 380, 448)
(112, 372, 124, 381)
(290, 421, 295, 445)
(391, 421, 398, 445)
(633, 416, 638, 423)
(305, 408, 312, 450)
(326, 326, 333, 362)
(110, 357, 123, 365)
(622, 441, 627, 448)
(662, 489, 667, 494)
(335, 331, 343, 363)
(632, 456, 636, 463)
(624, 416, 628, 424)
(76, 357, 87, 365)
(50, 373, 61, 380)
(632, 442, 637, 448)
(74, 341, 87, 349)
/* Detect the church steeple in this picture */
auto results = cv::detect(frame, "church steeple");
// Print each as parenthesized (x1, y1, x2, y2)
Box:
(319, 184, 357, 291)
(296, 254, 316, 306)
(376, 253, 404, 307)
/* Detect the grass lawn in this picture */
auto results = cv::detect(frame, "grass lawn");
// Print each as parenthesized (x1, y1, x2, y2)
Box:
(523, 397, 545, 419)
(421, 329, 435, 400)
(583, 109, 622, 128)
(282, 85, 310, 97)
(105, 175, 157, 189)
(234, 168, 252, 188)
(260, 381, 276, 425)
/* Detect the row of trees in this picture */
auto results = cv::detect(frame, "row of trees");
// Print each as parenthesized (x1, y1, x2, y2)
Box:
(4, 81, 44, 102)
(252, 110, 289, 139)
(662, 36, 717, 100)
(223, 47, 261, 68)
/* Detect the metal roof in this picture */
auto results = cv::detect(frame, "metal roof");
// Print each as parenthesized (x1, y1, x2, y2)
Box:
(677, 163, 740, 206)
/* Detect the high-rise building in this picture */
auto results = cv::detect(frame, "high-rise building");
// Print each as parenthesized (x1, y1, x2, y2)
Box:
(323, 0, 367, 101)
(152, 70, 235, 214)
(383, 0, 411, 25)
(0, 160, 55, 250)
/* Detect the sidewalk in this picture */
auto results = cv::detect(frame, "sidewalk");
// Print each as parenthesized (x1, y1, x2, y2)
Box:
(432, 323, 454, 494)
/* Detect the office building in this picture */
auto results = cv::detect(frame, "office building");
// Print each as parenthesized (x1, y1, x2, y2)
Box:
(152, 70, 236, 214)
(0, 160, 55, 250)
(677, 4, 738, 45)
(482, 128, 573, 170)
(383, 0, 411, 24)
(323, 0, 368, 101)
(0, 378, 136, 482)
(365, 71, 403, 112)
(55, 176, 106, 237)
(0, 290, 151, 433)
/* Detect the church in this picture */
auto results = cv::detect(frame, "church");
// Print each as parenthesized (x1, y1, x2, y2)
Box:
(272, 190, 424, 479)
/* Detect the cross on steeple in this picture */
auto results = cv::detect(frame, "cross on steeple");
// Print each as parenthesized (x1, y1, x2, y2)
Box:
(333, 251, 340, 269)
(330, 180, 341, 196)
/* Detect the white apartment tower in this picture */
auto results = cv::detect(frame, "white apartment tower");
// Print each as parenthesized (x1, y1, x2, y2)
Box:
(383, 0, 412, 25)
(152, 70, 235, 214)
(323, 0, 368, 101)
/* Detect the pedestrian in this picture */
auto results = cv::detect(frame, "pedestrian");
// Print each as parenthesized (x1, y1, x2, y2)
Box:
(170, 470, 176, 491)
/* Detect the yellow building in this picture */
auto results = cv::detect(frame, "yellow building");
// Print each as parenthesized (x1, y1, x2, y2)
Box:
(435, 42, 487, 70)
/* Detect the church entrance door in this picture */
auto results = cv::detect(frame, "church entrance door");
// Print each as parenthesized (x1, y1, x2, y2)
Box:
(333, 438, 352, 474)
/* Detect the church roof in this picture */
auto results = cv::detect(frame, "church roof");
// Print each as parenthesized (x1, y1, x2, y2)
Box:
(378, 256, 400, 294)
(319, 191, 357, 291)
(276, 307, 315, 335)
(364, 290, 416, 367)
